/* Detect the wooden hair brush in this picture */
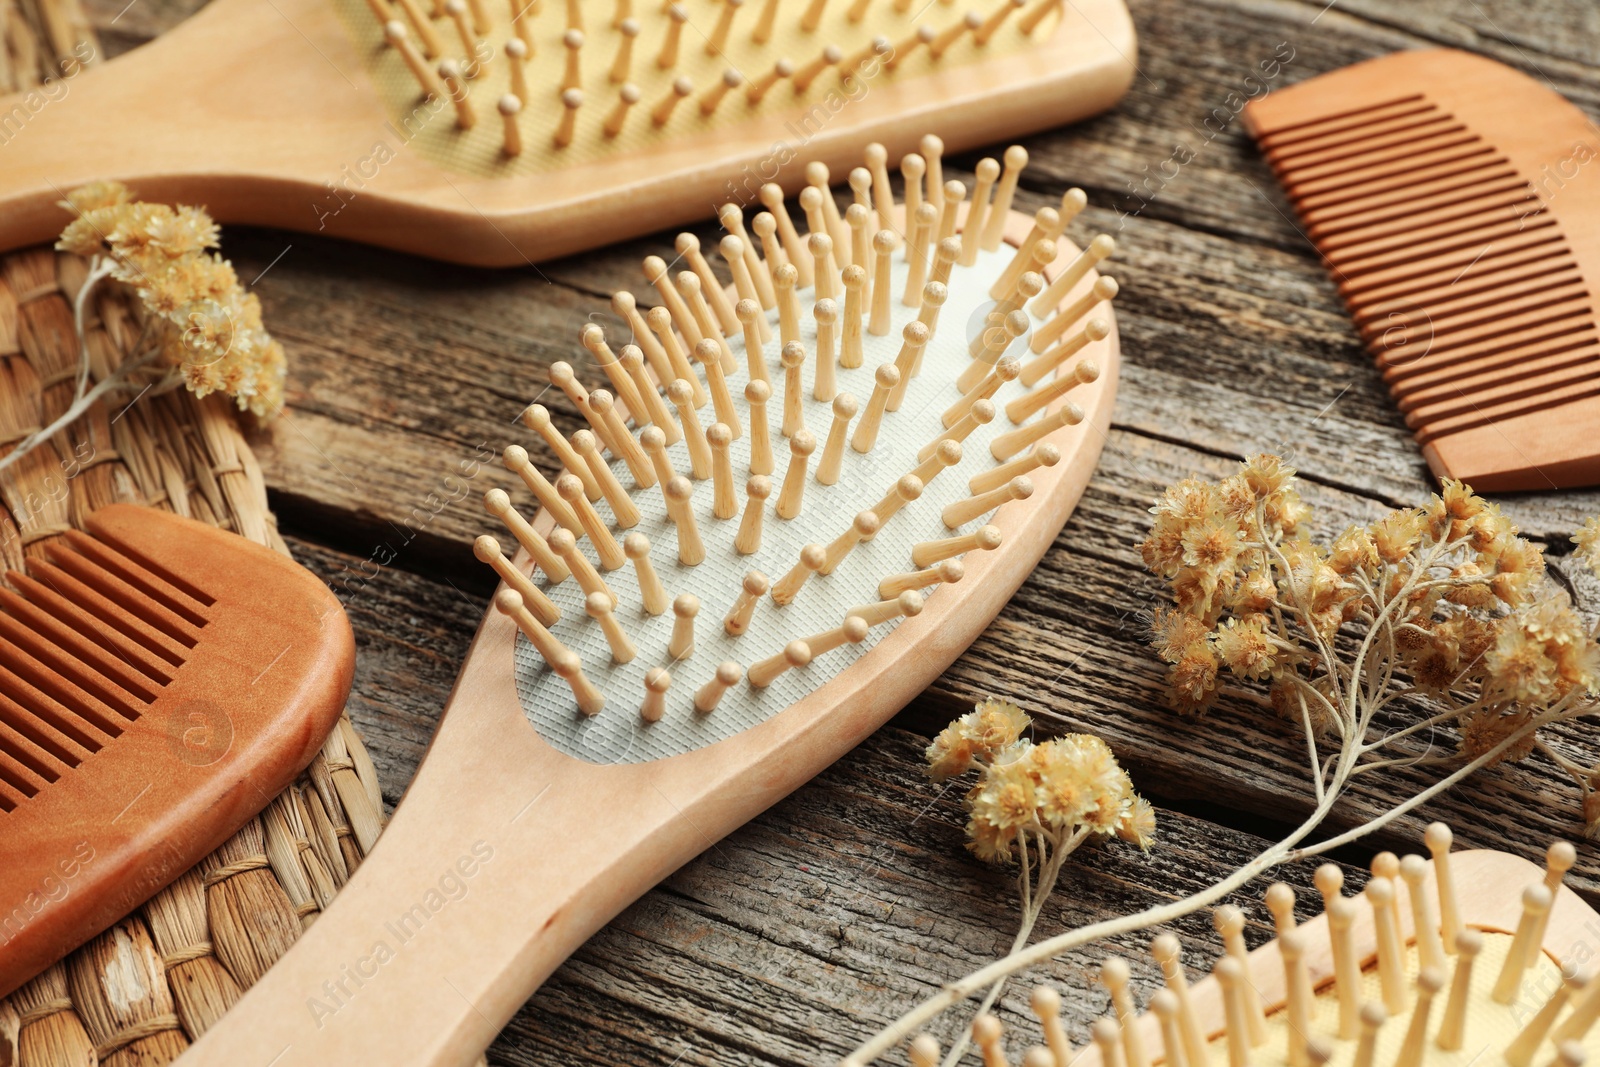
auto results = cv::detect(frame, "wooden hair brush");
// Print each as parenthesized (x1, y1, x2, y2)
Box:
(178, 137, 1119, 1064)
(0, 0, 1135, 266)
(0, 506, 354, 999)
(1243, 50, 1600, 492)
(908, 827, 1598, 1067)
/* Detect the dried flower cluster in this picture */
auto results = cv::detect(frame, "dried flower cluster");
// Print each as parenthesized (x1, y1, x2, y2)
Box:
(1142, 454, 1600, 827)
(919, 700, 1151, 1063)
(848, 463, 1600, 1066)
(928, 699, 1153, 861)
(56, 181, 286, 418)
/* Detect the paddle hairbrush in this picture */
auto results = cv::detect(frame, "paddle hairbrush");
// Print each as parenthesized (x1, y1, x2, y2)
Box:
(0, 505, 354, 998)
(917, 828, 1596, 1067)
(180, 138, 1119, 1064)
(0, 0, 1134, 266)
(1243, 49, 1600, 492)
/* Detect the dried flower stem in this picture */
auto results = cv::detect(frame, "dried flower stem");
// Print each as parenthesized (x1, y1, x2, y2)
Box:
(844, 456, 1600, 1064)
(843, 720, 1550, 1066)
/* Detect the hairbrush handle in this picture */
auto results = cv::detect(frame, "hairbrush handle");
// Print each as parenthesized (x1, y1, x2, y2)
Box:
(177, 611, 745, 1066)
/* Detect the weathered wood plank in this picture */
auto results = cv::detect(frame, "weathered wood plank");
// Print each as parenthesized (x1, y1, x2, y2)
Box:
(77, 0, 1600, 1059)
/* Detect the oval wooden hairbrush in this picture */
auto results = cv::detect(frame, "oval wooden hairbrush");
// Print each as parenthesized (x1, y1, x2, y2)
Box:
(0, 0, 1134, 266)
(0, 506, 354, 999)
(923, 829, 1597, 1067)
(183, 139, 1118, 1064)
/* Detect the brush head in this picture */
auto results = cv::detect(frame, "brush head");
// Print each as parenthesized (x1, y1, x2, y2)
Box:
(480, 140, 1117, 764)
(0, 505, 354, 998)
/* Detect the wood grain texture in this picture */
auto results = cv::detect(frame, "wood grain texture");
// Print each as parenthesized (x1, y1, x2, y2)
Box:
(68, 0, 1600, 1062)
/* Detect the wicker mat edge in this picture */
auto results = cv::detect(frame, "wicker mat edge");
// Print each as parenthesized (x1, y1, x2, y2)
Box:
(0, 239, 389, 1062)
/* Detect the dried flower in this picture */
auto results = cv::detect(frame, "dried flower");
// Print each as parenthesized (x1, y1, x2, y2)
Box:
(54, 182, 285, 419)
(1143, 453, 1600, 830)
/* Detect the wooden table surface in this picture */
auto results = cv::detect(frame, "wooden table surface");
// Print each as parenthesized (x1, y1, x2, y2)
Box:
(86, 0, 1600, 1061)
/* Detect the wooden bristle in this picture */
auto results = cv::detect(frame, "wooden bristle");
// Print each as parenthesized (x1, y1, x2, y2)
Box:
(1006, 357, 1097, 423)
(437, 61, 475, 128)
(1265, 881, 1296, 935)
(735, 476, 770, 555)
(709, 423, 737, 519)
(1281, 927, 1313, 1067)
(723, 571, 769, 636)
(1031, 233, 1116, 316)
(1506, 965, 1584, 1067)
(1019, 316, 1109, 389)
(1366, 876, 1408, 1013)
(1102, 957, 1150, 1067)
(505, 434, 584, 524)
(1150, 990, 1187, 1067)
(1031, 275, 1118, 353)
(551, 646, 606, 715)
(1327, 894, 1360, 1040)
(1213, 905, 1266, 1047)
(816, 393, 859, 485)
(1092, 1016, 1127, 1067)
(868, 474, 923, 532)
(573, 429, 642, 528)
(941, 475, 1031, 528)
(669, 593, 699, 659)
(668, 379, 713, 479)
(558, 471, 626, 569)
(1214, 956, 1251, 1067)
(772, 544, 826, 605)
(494, 587, 567, 666)
(970, 441, 1059, 495)
(918, 397, 994, 461)
(912, 524, 1001, 569)
(851, 364, 899, 453)
(1436, 928, 1482, 1050)
(694, 660, 743, 712)
(962, 157, 1001, 266)
(1426, 823, 1462, 954)
(819, 511, 879, 574)
(844, 590, 922, 628)
(623, 533, 668, 615)
(484, 487, 570, 583)
(587, 590, 638, 663)
(990, 400, 1083, 462)
(549, 527, 616, 609)
(477, 536, 561, 626)
(387, 20, 446, 97)
(663, 476, 706, 564)
(697, 338, 742, 437)
(639, 667, 671, 722)
(878, 558, 963, 600)
(745, 380, 774, 475)
(1492, 883, 1553, 1004)
(747, 639, 811, 687)
(1031, 986, 1071, 1067)
(777, 430, 818, 519)
(1152, 933, 1208, 1067)
(1398, 854, 1446, 975)
(1353, 1002, 1386, 1067)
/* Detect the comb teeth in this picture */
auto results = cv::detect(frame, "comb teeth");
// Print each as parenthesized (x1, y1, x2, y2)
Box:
(0, 530, 212, 811)
(1244, 50, 1600, 489)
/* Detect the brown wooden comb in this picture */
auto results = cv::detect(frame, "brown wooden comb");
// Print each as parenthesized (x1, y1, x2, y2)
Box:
(0, 504, 355, 998)
(1243, 50, 1600, 492)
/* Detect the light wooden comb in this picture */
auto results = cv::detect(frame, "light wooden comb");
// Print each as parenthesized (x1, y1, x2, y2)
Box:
(0, 506, 354, 999)
(912, 828, 1599, 1067)
(177, 138, 1118, 1064)
(0, 0, 1135, 266)
(1242, 50, 1600, 492)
